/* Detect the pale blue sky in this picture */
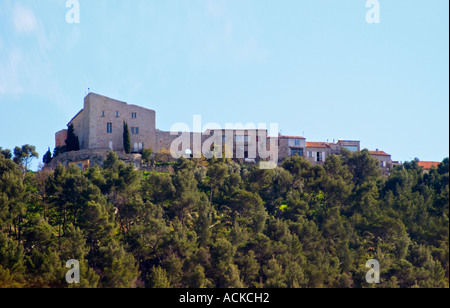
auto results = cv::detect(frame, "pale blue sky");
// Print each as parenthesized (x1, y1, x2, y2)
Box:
(0, 0, 448, 170)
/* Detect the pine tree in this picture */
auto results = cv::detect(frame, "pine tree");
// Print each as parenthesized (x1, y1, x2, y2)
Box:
(123, 122, 131, 154)
(149, 266, 170, 288)
(12, 144, 39, 177)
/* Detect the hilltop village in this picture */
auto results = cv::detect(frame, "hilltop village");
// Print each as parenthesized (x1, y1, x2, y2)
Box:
(52, 92, 412, 174)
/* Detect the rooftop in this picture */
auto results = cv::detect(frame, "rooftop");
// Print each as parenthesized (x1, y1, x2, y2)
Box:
(369, 150, 391, 157)
(417, 161, 441, 170)
(306, 142, 330, 148)
(279, 135, 305, 140)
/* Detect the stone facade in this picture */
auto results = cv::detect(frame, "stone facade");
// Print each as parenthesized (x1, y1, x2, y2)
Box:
(278, 135, 306, 162)
(369, 150, 393, 176)
(64, 93, 157, 153)
(55, 129, 68, 148)
(304, 140, 361, 166)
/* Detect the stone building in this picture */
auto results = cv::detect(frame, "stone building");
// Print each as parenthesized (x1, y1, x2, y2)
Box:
(55, 129, 68, 148)
(55, 93, 396, 173)
(278, 135, 306, 161)
(369, 150, 393, 176)
(305, 142, 330, 165)
(303, 139, 361, 165)
(56, 93, 157, 153)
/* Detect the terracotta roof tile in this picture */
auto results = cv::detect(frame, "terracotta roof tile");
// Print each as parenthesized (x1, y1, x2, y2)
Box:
(306, 142, 330, 148)
(417, 161, 441, 170)
(369, 150, 391, 157)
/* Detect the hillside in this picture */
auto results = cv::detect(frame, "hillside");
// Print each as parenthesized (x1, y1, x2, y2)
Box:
(0, 149, 448, 288)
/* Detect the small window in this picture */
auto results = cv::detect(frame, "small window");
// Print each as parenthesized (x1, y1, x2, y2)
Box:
(130, 127, 135, 135)
(295, 139, 300, 146)
(115, 111, 119, 117)
(135, 127, 139, 135)
(107, 123, 112, 133)
(101, 111, 105, 117)
(132, 112, 137, 119)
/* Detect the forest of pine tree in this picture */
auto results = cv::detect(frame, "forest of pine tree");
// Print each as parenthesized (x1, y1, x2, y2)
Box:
(0, 148, 448, 288)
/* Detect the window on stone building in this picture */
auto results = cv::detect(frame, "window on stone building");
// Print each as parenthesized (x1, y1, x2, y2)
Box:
(290, 148, 303, 156)
(343, 145, 358, 152)
(131, 127, 139, 135)
(107, 123, 112, 133)
(101, 111, 105, 117)
(116, 111, 119, 117)
(133, 143, 144, 153)
(295, 139, 300, 146)
(132, 112, 137, 118)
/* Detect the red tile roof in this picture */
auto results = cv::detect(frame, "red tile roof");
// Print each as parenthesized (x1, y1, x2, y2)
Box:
(417, 161, 441, 170)
(369, 150, 391, 157)
(306, 142, 329, 148)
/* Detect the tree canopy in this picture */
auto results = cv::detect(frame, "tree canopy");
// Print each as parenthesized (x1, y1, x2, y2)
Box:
(0, 148, 448, 288)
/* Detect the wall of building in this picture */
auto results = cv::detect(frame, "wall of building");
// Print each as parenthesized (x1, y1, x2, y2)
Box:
(69, 93, 157, 152)
(69, 109, 90, 150)
(55, 129, 68, 148)
(338, 140, 361, 153)
(305, 147, 329, 165)
(277, 137, 306, 162)
(371, 154, 392, 176)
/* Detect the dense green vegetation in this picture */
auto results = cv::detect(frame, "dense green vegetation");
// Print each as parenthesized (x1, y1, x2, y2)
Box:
(0, 148, 448, 288)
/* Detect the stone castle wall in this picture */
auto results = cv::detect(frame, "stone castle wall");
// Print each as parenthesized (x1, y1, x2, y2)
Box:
(47, 149, 142, 169)
(55, 129, 68, 148)
(68, 93, 157, 153)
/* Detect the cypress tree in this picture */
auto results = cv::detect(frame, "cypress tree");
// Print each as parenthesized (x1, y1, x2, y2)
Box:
(66, 124, 80, 151)
(43, 148, 52, 165)
(123, 122, 131, 154)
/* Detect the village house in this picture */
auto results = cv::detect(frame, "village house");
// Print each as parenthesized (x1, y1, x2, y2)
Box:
(369, 150, 394, 176)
